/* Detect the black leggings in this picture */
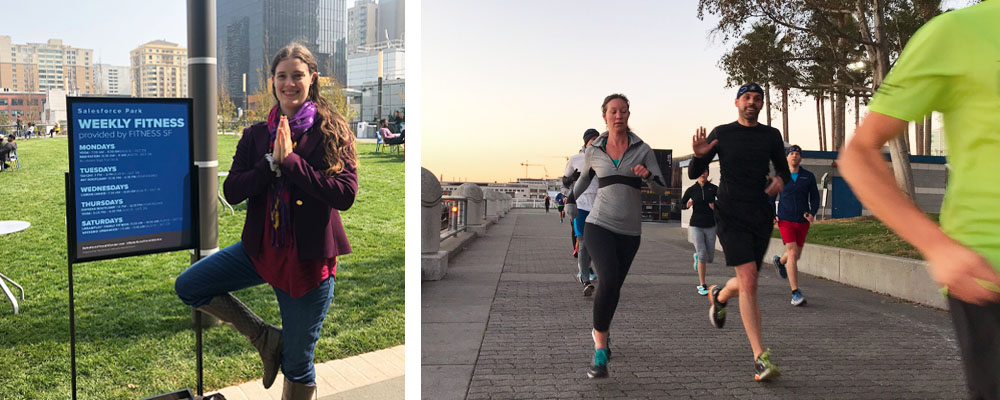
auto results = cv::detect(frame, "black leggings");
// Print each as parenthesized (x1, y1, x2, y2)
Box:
(585, 223, 641, 332)
(948, 296, 1000, 399)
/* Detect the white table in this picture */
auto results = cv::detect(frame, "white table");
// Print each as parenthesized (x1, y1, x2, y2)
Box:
(0, 220, 29, 314)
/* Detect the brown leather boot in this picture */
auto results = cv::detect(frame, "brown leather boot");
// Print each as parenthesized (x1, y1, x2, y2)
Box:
(282, 378, 317, 400)
(196, 293, 282, 388)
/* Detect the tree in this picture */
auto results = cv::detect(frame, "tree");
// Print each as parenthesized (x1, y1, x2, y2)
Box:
(218, 84, 237, 133)
(719, 23, 798, 139)
(319, 78, 358, 123)
(245, 69, 273, 123)
(697, 0, 945, 199)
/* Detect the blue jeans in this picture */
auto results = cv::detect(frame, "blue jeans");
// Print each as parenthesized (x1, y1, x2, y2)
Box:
(174, 241, 335, 384)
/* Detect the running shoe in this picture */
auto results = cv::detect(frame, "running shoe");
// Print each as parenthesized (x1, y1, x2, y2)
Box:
(791, 289, 806, 306)
(708, 285, 727, 328)
(583, 281, 595, 297)
(693, 253, 699, 272)
(754, 349, 781, 382)
(697, 284, 709, 296)
(590, 273, 597, 282)
(587, 348, 609, 379)
(772, 255, 788, 279)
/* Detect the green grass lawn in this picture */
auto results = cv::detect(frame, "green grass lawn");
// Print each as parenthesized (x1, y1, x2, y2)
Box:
(772, 214, 940, 260)
(0, 136, 404, 399)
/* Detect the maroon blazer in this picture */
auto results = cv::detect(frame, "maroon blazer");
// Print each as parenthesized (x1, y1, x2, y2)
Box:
(223, 120, 357, 261)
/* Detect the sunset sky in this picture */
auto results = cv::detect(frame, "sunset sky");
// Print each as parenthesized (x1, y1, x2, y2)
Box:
(421, 0, 971, 183)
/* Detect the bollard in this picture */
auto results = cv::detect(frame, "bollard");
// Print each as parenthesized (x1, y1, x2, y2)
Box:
(422, 168, 448, 280)
(455, 183, 486, 235)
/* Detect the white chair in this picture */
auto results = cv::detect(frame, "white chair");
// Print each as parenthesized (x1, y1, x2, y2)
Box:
(1, 272, 24, 315)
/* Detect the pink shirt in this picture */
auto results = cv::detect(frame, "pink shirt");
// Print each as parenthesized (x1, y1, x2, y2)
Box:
(379, 127, 399, 139)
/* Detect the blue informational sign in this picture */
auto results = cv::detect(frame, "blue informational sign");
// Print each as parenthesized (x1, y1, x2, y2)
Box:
(66, 97, 198, 263)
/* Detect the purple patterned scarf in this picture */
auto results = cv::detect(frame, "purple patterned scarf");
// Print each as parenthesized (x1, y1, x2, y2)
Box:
(266, 101, 317, 247)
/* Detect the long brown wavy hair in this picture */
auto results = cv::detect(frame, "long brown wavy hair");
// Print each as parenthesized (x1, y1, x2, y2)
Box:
(270, 43, 358, 175)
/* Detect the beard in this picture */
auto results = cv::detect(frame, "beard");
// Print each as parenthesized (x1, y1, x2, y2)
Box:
(741, 107, 760, 121)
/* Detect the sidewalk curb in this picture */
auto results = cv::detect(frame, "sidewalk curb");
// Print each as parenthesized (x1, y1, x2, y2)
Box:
(690, 233, 946, 309)
(212, 345, 404, 400)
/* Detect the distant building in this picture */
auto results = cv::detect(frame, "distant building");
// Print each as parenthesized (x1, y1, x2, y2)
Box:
(348, 0, 379, 54)
(347, 43, 404, 123)
(43, 88, 69, 124)
(0, 36, 94, 94)
(130, 40, 188, 98)
(217, 0, 347, 110)
(441, 179, 559, 201)
(347, 46, 404, 87)
(93, 64, 132, 96)
(377, 0, 405, 43)
(0, 89, 46, 121)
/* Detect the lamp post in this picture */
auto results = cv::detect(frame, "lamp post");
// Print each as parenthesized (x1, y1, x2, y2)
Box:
(242, 73, 247, 121)
(377, 50, 383, 125)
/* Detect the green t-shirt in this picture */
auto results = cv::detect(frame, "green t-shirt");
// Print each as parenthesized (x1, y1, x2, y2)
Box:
(868, 1, 1000, 274)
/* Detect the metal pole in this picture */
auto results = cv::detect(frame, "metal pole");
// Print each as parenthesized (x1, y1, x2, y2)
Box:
(187, 0, 219, 286)
(65, 172, 77, 400)
(196, 310, 203, 395)
(69, 263, 76, 400)
(377, 50, 383, 124)
(187, 3, 220, 395)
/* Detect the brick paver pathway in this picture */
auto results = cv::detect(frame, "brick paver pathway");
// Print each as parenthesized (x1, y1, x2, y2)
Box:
(425, 209, 967, 399)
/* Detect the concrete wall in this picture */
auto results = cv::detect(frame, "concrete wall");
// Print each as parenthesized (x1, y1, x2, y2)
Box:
(762, 239, 945, 309)
(694, 235, 946, 309)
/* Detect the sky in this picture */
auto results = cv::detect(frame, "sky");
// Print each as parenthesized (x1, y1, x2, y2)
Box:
(421, 0, 976, 183)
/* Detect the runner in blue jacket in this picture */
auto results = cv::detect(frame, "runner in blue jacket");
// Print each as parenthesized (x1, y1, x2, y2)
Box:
(770, 145, 820, 306)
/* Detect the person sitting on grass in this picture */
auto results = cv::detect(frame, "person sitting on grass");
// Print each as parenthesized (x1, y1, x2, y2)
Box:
(0, 134, 16, 170)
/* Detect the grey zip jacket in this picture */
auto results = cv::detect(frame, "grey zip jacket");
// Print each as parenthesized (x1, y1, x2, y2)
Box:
(573, 131, 667, 236)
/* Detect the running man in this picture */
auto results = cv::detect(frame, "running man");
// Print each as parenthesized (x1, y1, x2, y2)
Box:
(771, 144, 819, 306)
(681, 169, 718, 295)
(690, 82, 790, 382)
(839, 3, 1000, 397)
(563, 128, 601, 295)
(556, 192, 566, 223)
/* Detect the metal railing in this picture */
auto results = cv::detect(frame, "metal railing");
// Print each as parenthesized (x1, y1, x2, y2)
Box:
(511, 198, 547, 209)
(440, 196, 468, 240)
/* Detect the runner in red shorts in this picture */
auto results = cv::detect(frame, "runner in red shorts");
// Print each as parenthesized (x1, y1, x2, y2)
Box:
(771, 145, 819, 306)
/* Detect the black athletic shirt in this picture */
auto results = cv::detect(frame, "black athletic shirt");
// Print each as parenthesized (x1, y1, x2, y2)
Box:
(689, 121, 791, 203)
(681, 182, 718, 228)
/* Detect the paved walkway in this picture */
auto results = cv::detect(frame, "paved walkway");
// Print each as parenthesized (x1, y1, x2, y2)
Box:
(211, 345, 404, 399)
(422, 209, 967, 399)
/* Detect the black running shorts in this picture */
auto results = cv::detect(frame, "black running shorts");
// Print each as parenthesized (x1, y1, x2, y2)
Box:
(948, 296, 1000, 398)
(714, 198, 774, 269)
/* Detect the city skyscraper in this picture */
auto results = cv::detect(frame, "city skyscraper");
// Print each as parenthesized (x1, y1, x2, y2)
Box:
(217, 0, 347, 110)
(130, 40, 188, 98)
(348, 0, 378, 54)
(0, 36, 94, 94)
(377, 0, 405, 43)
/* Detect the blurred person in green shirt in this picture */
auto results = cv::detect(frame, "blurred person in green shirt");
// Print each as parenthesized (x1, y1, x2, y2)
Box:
(839, 2, 1000, 397)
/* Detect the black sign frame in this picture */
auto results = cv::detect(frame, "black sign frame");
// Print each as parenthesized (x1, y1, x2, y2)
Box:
(65, 96, 199, 264)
